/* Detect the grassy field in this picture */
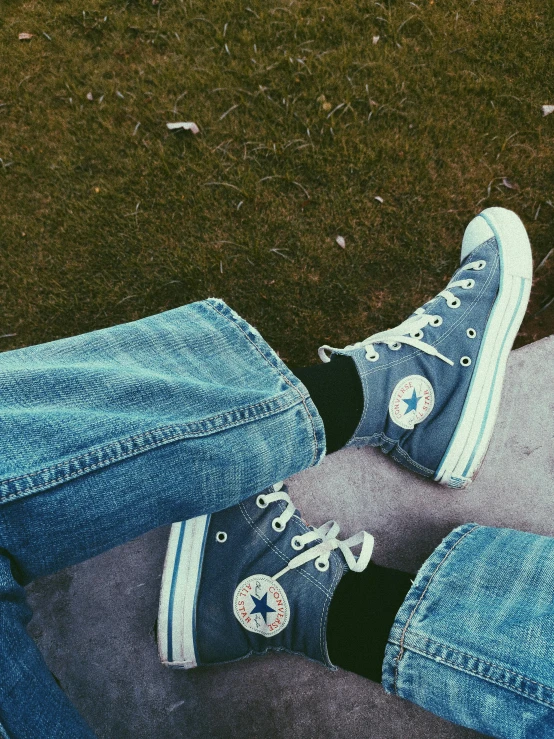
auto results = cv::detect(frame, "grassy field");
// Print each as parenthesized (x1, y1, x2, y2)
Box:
(1, 0, 553, 364)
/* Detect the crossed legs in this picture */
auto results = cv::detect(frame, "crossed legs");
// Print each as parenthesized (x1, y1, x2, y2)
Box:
(0, 208, 546, 739)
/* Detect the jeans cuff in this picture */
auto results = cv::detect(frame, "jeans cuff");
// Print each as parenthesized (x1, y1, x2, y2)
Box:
(381, 522, 480, 695)
(205, 299, 327, 467)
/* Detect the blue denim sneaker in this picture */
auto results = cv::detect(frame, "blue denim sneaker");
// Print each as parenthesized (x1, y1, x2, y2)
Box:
(158, 482, 373, 669)
(319, 207, 532, 488)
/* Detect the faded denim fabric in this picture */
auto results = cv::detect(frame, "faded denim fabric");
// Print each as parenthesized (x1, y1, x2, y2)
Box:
(0, 299, 325, 738)
(383, 524, 554, 738)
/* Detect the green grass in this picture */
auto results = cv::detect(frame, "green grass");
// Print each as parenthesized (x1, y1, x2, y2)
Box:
(1, 0, 553, 364)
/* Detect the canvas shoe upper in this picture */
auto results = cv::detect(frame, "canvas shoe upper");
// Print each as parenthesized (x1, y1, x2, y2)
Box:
(319, 208, 532, 488)
(158, 482, 373, 669)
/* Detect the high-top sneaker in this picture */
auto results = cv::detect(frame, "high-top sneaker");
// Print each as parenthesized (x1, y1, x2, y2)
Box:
(319, 207, 532, 488)
(158, 482, 373, 669)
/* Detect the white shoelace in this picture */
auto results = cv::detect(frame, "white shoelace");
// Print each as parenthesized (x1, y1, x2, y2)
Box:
(318, 259, 486, 367)
(257, 483, 374, 581)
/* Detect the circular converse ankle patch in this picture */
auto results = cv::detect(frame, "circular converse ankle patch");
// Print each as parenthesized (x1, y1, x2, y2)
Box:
(233, 574, 290, 638)
(389, 375, 435, 430)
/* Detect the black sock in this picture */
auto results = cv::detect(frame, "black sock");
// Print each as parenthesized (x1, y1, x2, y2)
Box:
(293, 357, 410, 681)
(326, 562, 413, 683)
(292, 355, 364, 454)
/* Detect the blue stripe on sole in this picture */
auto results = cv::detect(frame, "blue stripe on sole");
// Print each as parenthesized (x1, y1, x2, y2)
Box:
(166, 521, 186, 664)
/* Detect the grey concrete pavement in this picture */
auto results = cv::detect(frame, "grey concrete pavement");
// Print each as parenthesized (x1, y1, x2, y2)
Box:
(27, 336, 554, 738)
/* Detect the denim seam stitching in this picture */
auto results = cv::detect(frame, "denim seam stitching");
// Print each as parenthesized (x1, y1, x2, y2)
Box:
(238, 501, 334, 599)
(287, 513, 343, 602)
(286, 510, 342, 666)
(207, 301, 320, 466)
(4, 391, 294, 490)
(1, 394, 295, 486)
(393, 523, 481, 693)
(389, 444, 434, 475)
(0, 395, 302, 502)
(320, 552, 343, 667)
(349, 433, 434, 476)
(402, 632, 554, 701)
(390, 634, 554, 710)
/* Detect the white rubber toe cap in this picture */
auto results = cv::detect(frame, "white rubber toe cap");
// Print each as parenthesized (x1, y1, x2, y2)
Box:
(461, 215, 495, 262)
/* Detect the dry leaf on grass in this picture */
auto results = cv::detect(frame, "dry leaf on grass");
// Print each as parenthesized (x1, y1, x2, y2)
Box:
(502, 177, 519, 190)
(167, 121, 200, 134)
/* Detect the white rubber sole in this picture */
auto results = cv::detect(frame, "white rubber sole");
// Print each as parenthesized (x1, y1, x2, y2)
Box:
(157, 515, 210, 668)
(435, 207, 532, 488)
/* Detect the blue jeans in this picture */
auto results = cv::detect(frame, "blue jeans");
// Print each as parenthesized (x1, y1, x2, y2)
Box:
(383, 524, 554, 738)
(0, 300, 551, 738)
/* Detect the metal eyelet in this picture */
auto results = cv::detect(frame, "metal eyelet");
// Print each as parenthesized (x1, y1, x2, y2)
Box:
(366, 351, 379, 362)
(473, 260, 486, 270)
(256, 495, 268, 508)
(216, 531, 228, 543)
(431, 316, 443, 327)
(466, 328, 477, 339)
(460, 356, 472, 366)
(291, 536, 304, 551)
(463, 279, 475, 289)
(315, 559, 330, 572)
(272, 518, 285, 531)
(412, 330, 424, 340)
(389, 342, 402, 351)
(448, 297, 461, 309)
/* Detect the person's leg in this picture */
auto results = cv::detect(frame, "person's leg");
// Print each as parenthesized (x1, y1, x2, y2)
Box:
(0, 207, 535, 735)
(381, 524, 554, 737)
(0, 552, 96, 738)
(1, 207, 529, 577)
(0, 298, 325, 581)
(326, 559, 413, 682)
(0, 298, 326, 737)
(160, 495, 554, 738)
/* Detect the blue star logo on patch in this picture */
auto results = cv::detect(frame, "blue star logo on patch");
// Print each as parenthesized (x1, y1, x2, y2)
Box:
(389, 375, 435, 430)
(250, 593, 277, 624)
(234, 574, 291, 637)
(402, 388, 422, 415)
